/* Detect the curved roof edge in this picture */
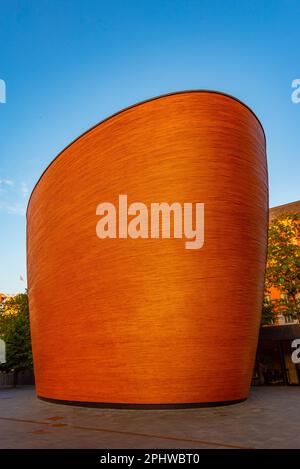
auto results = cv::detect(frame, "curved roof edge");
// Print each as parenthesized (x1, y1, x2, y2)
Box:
(26, 89, 267, 216)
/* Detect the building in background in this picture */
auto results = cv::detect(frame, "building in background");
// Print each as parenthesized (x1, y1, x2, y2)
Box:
(269, 200, 300, 224)
(268, 200, 300, 326)
(0, 293, 17, 316)
(0, 293, 14, 304)
(253, 201, 300, 386)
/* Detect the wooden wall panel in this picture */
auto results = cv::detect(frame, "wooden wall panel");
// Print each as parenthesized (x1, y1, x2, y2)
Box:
(27, 91, 268, 406)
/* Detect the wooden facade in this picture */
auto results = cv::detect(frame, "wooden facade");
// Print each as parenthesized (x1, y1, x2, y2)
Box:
(27, 91, 268, 405)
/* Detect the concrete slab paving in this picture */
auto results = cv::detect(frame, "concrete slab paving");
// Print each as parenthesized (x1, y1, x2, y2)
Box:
(0, 386, 299, 448)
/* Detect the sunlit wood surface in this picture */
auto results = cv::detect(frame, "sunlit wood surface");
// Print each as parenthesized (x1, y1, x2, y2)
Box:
(27, 91, 268, 405)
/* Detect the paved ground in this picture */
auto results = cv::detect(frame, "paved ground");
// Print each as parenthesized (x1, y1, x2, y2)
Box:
(0, 386, 299, 448)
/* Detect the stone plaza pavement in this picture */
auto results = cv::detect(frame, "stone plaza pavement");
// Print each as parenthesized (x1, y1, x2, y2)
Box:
(0, 386, 299, 448)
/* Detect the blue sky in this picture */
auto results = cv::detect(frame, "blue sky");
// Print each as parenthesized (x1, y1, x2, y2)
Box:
(0, 0, 299, 293)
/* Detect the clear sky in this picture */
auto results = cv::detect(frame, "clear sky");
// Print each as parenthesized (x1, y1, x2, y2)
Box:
(0, 0, 299, 293)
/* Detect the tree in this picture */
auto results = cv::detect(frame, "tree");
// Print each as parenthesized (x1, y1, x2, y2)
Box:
(261, 297, 277, 326)
(0, 292, 33, 370)
(262, 213, 300, 324)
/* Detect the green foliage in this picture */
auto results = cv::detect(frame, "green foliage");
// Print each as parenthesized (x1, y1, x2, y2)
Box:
(261, 298, 277, 326)
(0, 292, 33, 370)
(262, 213, 300, 324)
